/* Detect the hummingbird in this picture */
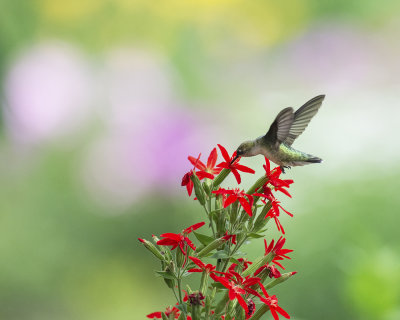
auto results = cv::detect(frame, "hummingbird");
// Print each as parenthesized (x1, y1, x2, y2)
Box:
(231, 95, 325, 172)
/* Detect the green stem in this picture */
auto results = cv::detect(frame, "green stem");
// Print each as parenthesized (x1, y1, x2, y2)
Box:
(203, 205, 216, 237)
(221, 235, 248, 272)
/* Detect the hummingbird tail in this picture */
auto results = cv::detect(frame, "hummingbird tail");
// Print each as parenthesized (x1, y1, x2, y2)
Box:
(306, 157, 322, 163)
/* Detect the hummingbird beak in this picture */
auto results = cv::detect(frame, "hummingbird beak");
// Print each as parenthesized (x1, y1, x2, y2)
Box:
(230, 154, 240, 164)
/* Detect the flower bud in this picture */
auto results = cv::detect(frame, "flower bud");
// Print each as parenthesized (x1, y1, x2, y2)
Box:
(191, 172, 206, 205)
(138, 238, 165, 261)
(247, 175, 268, 195)
(152, 235, 172, 261)
(252, 201, 272, 232)
(176, 248, 186, 267)
(202, 180, 211, 196)
(242, 252, 274, 277)
(263, 271, 297, 290)
(196, 236, 227, 258)
(212, 168, 230, 188)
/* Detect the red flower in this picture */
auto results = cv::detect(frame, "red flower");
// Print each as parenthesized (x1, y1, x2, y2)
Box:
(213, 188, 254, 216)
(254, 263, 282, 278)
(228, 258, 252, 273)
(211, 271, 260, 314)
(256, 191, 293, 234)
(147, 306, 180, 319)
(216, 144, 255, 184)
(264, 237, 293, 269)
(258, 283, 290, 320)
(222, 231, 237, 245)
(188, 147, 222, 179)
(188, 256, 221, 275)
(246, 298, 256, 319)
(181, 170, 195, 196)
(182, 153, 205, 196)
(263, 158, 293, 197)
(157, 222, 205, 255)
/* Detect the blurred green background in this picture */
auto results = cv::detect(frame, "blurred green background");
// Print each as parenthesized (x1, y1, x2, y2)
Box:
(1, 1, 400, 319)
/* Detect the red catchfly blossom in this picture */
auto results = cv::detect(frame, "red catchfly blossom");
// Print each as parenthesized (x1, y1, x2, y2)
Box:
(213, 188, 254, 216)
(222, 231, 237, 245)
(181, 154, 203, 196)
(157, 222, 205, 255)
(211, 271, 260, 313)
(258, 283, 290, 320)
(264, 237, 293, 269)
(216, 144, 255, 184)
(147, 306, 180, 319)
(181, 170, 195, 196)
(188, 147, 222, 179)
(254, 263, 282, 278)
(188, 256, 220, 275)
(228, 258, 252, 273)
(256, 191, 293, 234)
(263, 158, 293, 195)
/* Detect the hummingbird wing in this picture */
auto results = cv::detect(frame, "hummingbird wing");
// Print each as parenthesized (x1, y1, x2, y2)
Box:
(283, 95, 325, 146)
(265, 107, 295, 147)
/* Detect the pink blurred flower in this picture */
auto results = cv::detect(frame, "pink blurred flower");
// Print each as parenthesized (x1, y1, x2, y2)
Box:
(4, 42, 93, 144)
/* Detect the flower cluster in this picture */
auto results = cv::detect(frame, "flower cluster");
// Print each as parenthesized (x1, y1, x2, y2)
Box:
(139, 145, 298, 320)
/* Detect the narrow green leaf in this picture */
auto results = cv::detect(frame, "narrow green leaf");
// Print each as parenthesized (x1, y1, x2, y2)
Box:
(247, 232, 265, 239)
(193, 231, 214, 246)
(155, 270, 176, 280)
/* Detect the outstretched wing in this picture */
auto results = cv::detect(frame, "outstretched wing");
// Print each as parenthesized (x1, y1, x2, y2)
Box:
(283, 95, 325, 146)
(265, 107, 295, 147)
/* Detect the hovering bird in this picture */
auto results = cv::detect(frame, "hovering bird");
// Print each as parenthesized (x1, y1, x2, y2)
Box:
(232, 95, 325, 172)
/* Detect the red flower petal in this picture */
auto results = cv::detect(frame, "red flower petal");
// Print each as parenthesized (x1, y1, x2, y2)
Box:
(217, 144, 231, 162)
(188, 156, 206, 171)
(235, 164, 256, 174)
(231, 169, 242, 184)
(224, 195, 238, 208)
(238, 197, 252, 216)
(207, 147, 218, 169)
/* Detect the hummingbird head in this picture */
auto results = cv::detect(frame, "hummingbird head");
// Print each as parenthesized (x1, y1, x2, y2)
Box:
(231, 141, 255, 164)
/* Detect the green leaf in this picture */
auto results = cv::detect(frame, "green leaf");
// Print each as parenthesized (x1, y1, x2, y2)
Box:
(155, 270, 176, 280)
(247, 232, 265, 239)
(229, 257, 241, 264)
(211, 282, 226, 289)
(193, 231, 214, 246)
(232, 251, 246, 257)
(211, 250, 230, 259)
